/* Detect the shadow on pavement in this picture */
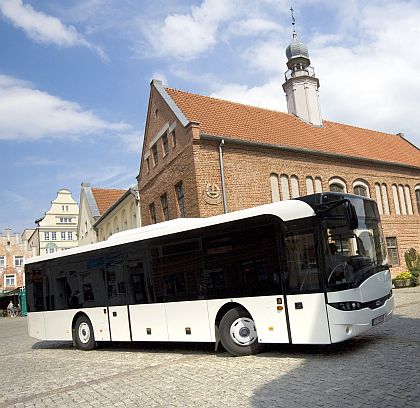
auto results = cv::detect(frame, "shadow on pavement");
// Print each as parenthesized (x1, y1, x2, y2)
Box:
(250, 315, 419, 408)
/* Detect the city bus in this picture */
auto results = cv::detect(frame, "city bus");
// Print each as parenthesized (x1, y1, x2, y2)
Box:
(25, 192, 393, 356)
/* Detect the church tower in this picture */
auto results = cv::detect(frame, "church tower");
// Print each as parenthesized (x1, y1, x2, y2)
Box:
(282, 10, 322, 126)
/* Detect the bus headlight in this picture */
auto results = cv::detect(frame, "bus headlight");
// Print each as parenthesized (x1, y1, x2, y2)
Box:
(329, 301, 363, 311)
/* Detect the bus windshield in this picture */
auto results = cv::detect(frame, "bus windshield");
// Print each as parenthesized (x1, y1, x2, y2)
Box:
(325, 197, 388, 290)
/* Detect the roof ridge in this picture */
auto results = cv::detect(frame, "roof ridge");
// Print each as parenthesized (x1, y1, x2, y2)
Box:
(91, 187, 127, 192)
(166, 86, 416, 140)
(164, 86, 292, 116)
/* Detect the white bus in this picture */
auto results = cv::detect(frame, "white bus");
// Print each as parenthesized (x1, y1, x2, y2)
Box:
(25, 192, 393, 356)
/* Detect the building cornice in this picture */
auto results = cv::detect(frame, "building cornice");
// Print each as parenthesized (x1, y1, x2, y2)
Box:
(200, 133, 420, 172)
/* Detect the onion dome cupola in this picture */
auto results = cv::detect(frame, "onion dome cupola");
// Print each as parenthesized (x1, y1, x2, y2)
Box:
(286, 32, 309, 60)
(282, 8, 323, 127)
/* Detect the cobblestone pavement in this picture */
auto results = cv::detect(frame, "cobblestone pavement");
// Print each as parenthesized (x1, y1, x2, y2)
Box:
(0, 287, 419, 407)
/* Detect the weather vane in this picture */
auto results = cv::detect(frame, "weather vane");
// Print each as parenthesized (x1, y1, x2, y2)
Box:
(290, 6, 296, 36)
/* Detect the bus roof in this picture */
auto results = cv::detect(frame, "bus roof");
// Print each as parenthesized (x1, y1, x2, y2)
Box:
(25, 199, 314, 265)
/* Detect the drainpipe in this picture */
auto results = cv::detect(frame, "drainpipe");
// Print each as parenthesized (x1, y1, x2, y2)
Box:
(218, 139, 228, 213)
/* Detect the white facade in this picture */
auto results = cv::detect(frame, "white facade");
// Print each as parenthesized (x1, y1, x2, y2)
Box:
(32, 189, 79, 256)
(77, 183, 100, 246)
(283, 75, 322, 126)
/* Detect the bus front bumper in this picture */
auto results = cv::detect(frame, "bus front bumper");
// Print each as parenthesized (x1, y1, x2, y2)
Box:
(327, 293, 394, 343)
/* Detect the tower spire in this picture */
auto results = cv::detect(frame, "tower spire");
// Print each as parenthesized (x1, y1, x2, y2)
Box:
(282, 9, 323, 126)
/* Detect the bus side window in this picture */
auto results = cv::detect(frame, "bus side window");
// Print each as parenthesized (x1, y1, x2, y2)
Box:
(284, 233, 321, 293)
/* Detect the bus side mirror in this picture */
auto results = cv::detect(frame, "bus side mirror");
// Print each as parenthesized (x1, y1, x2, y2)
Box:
(346, 202, 358, 230)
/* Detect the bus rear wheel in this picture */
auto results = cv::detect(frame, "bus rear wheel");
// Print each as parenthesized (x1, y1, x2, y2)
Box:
(74, 315, 96, 351)
(219, 307, 263, 356)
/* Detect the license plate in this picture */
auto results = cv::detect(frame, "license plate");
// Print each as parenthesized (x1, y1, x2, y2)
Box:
(372, 314, 385, 326)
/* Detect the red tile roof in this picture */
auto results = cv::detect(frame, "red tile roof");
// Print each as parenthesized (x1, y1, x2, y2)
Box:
(165, 87, 420, 169)
(91, 188, 126, 215)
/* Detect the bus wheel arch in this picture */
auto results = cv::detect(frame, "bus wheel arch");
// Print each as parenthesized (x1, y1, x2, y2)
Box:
(72, 312, 96, 351)
(215, 303, 263, 356)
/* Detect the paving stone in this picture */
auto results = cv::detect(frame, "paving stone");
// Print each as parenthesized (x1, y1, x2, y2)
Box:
(0, 287, 419, 407)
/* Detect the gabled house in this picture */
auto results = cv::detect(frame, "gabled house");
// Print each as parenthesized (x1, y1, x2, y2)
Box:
(78, 183, 141, 245)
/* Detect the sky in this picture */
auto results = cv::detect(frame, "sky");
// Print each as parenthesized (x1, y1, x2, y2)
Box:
(1, 0, 420, 234)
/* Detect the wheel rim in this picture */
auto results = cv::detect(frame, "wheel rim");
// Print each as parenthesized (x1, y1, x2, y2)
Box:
(78, 322, 91, 344)
(230, 317, 258, 346)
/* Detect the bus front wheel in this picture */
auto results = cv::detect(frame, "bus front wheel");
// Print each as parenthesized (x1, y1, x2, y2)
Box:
(219, 307, 263, 356)
(74, 315, 96, 351)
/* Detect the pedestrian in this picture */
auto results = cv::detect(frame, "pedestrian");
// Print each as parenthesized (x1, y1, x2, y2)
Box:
(7, 301, 15, 318)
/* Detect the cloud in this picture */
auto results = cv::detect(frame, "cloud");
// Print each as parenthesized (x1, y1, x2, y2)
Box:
(118, 130, 144, 154)
(1, 190, 32, 211)
(209, 1, 420, 148)
(226, 18, 282, 37)
(141, 0, 237, 59)
(16, 156, 61, 166)
(0, 73, 130, 140)
(0, 0, 107, 60)
(211, 78, 286, 111)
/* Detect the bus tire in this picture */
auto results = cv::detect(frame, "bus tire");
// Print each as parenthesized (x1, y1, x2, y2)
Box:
(74, 315, 96, 351)
(219, 307, 263, 356)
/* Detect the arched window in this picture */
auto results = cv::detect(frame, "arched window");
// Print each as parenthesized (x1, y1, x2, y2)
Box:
(392, 185, 401, 215)
(398, 185, 407, 215)
(270, 173, 280, 202)
(381, 184, 390, 215)
(121, 210, 128, 230)
(131, 203, 138, 227)
(415, 185, 420, 214)
(290, 175, 300, 198)
(314, 177, 322, 193)
(353, 179, 370, 197)
(280, 174, 290, 200)
(374, 184, 383, 215)
(114, 216, 119, 233)
(106, 223, 111, 238)
(329, 177, 347, 193)
(404, 186, 413, 215)
(305, 177, 314, 195)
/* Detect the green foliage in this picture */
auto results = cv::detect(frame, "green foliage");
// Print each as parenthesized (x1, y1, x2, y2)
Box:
(394, 271, 412, 281)
(404, 248, 420, 286)
(405, 248, 420, 272)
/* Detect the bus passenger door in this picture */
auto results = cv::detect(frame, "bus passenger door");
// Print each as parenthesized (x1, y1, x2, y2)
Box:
(106, 253, 131, 342)
(284, 231, 330, 344)
(108, 305, 131, 341)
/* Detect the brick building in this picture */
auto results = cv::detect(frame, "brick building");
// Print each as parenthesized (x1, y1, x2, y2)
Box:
(0, 228, 33, 293)
(137, 32, 420, 275)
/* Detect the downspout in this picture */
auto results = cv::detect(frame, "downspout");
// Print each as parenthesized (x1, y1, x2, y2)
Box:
(218, 139, 228, 213)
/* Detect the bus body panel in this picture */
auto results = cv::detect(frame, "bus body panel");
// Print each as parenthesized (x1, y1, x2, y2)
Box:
(207, 295, 289, 344)
(286, 293, 331, 344)
(166, 300, 212, 342)
(83, 307, 111, 341)
(129, 303, 169, 341)
(327, 269, 392, 304)
(44, 310, 75, 341)
(28, 307, 111, 342)
(108, 306, 131, 341)
(27, 311, 46, 340)
(327, 295, 394, 343)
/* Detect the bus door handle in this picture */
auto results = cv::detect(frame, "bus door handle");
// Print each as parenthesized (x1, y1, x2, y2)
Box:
(295, 302, 303, 310)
